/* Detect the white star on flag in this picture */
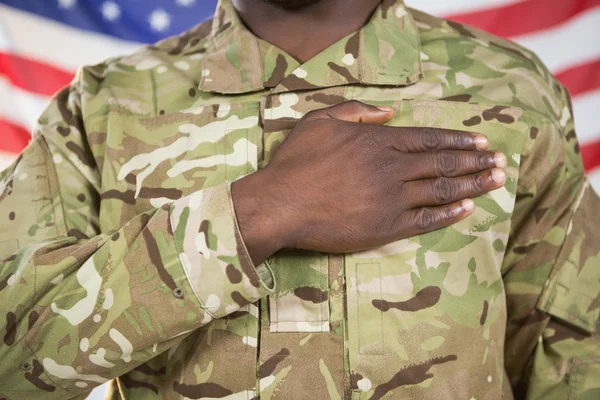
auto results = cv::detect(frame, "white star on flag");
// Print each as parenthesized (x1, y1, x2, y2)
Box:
(149, 9, 171, 32)
(102, 1, 121, 21)
(176, 0, 197, 7)
(57, 0, 77, 9)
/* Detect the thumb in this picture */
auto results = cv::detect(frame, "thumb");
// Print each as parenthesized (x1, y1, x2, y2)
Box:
(308, 100, 394, 124)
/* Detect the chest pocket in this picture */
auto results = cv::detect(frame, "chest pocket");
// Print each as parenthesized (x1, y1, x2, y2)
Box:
(98, 102, 262, 227)
(344, 99, 531, 399)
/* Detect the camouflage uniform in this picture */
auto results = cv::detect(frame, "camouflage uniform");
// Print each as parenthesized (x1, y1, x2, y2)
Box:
(1, 0, 598, 399)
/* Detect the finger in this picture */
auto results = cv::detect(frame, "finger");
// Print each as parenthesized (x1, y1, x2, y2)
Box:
(400, 151, 507, 180)
(379, 126, 489, 152)
(306, 100, 394, 124)
(396, 199, 476, 238)
(403, 168, 506, 208)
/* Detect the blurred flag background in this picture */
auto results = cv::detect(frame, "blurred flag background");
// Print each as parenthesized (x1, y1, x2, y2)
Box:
(0, 0, 599, 191)
(0, 1, 597, 399)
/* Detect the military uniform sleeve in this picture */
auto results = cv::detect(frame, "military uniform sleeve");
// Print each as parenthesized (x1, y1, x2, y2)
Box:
(502, 82, 600, 399)
(0, 75, 274, 399)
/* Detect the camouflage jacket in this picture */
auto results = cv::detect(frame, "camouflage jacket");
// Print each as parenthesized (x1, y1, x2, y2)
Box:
(1, 0, 599, 399)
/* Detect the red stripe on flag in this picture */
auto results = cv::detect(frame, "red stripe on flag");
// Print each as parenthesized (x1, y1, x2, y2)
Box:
(0, 52, 74, 97)
(0, 118, 31, 154)
(555, 59, 600, 97)
(581, 139, 600, 171)
(447, 0, 600, 39)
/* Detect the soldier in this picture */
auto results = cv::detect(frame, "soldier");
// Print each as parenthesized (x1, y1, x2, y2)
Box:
(0, 0, 598, 399)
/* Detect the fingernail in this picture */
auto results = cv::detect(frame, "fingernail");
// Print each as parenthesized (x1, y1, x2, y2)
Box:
(474, 134, 489, 150)
(494, 152, 507, 168)
(461, 199, 475, 212)
(491, 168, 506, 184)
(377, 106, 393, 112)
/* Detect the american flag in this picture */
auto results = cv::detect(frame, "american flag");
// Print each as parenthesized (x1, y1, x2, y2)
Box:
(0, 0, 599, 190)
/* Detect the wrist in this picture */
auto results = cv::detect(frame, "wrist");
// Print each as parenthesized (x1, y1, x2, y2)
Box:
(231, 170, 292, 265)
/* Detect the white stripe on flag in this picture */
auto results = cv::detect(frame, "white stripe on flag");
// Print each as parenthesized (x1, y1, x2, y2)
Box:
(404, 0, 527, 17)
(0, 77, 49, 131)
(0, 4, 143, 73)
(572, 89, 600, 146)
(514, 6, 600, 73)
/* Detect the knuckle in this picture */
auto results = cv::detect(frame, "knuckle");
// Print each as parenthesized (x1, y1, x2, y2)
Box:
(437, 152, 458, 176)
(476, 153, 490, 170)
(456, 132, 472, 149)
(437, 206, 451, 222)
(416, 208, 434, 230)
(472, 174, 485, 192)
(444, 204, 461, 220)
(433, 177, 456, 203)
(420, 128, 443, 150)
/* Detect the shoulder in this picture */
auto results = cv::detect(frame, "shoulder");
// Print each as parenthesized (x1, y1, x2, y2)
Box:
(408, 7, 569, 125)
(77, 19, 214, 117)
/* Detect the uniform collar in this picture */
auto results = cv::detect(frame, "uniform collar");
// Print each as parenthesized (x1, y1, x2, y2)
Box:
(198, 0, 423, 94)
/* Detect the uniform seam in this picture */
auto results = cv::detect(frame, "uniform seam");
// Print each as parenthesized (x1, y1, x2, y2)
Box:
(24, 136, 75, 394)
(38, 136, 68, 238)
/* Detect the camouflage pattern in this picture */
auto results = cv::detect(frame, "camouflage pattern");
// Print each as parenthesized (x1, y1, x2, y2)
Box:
(0, 0, 598, 399)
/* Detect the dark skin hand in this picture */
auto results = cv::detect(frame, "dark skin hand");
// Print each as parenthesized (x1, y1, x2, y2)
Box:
(232, 102, 507, 264)
(230, 0, 507, 265)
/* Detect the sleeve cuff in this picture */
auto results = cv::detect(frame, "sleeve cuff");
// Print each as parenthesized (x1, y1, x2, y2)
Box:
(228, 181, 275, 290)
(170, 182, 275, 320)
